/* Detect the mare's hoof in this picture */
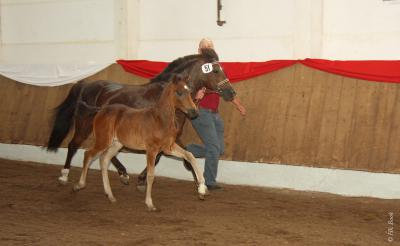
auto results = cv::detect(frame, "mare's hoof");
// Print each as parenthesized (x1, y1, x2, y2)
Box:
(147, 206, 159, 212)
(198, 193, 206, 200)
(119, 174, 130, 185)
(136, 185, 146, 193)
(58, 169, 70, 185)
(58, 177, 68, 185)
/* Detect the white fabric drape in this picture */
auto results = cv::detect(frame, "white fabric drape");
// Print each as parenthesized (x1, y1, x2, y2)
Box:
(0, 63, 112, 86)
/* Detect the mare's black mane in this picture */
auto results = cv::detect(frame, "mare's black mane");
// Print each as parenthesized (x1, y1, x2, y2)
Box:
(150, 48, 219, 83)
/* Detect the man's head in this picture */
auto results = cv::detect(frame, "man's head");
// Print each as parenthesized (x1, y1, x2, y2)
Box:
(198, 38, 214, 54)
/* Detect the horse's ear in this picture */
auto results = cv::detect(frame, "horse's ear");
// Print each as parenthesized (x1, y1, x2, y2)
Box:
(200, 48, 219, 61)
(171, 73, 182, 84)
(180, 72, 190, 82)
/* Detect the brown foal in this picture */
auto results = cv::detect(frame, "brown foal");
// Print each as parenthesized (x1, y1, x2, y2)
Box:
(73, 74, 207, 211)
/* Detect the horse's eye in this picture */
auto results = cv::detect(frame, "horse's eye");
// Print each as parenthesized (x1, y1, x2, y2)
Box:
(176, 91, 183, 97)
(213, 69, 219, 73)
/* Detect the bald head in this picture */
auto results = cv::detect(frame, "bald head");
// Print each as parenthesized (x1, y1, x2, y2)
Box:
(198, 38, 214, 54)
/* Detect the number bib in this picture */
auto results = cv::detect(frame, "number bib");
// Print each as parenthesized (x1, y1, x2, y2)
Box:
(201, 63, 213, 74)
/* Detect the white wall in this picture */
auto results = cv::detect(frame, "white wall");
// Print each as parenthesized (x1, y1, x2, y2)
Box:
(1, 0, 400, 63)
(322, 0, 400, 60)
(138, 0, 297, 61)
(137, 0, 400, 61)
(0, 0, 140, 64)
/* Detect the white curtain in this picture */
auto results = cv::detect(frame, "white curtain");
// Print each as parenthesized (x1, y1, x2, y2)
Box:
(0, 63, 112, 86)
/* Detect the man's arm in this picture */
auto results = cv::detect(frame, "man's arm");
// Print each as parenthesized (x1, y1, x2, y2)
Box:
(231, 97, 246, 116)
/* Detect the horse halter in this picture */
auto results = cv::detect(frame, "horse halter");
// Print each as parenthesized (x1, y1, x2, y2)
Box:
(217, 78, 231, 93)
(210, 61, 237, 100)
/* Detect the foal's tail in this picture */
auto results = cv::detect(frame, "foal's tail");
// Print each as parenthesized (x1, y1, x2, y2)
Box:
(47, 80, 86, 152)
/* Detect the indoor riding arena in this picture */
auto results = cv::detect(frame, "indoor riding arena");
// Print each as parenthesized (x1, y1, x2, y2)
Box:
(0, 1, 399, 245)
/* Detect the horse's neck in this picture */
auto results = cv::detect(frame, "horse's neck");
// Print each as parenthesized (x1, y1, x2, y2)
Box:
(153, 85, 176, 129)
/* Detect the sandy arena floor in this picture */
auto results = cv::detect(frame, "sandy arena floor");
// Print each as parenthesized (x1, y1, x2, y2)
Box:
(0, 158, 398, 245)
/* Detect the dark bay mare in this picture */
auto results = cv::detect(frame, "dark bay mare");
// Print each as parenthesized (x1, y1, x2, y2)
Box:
(72, 74, 207, 211)
(47, 48, 236, 188)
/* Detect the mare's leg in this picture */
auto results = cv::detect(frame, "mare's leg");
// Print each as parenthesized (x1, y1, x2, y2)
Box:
(111, 157, 130, 185)
(145, 150, 158, 211)
(101, 142, 123, 203)
(176, 113, 198, 184)
(176, 138, 198, 186)
(136, 152, 162, 192)
(58, 116, 129, 185)
(164, 143, 207, 199)
(183, 159, 198, 186)
(175, 113, 195, 172)
(59, 117, 92, 185)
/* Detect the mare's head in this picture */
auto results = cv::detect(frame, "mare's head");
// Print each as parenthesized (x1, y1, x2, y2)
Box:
(169, 73, 198, 119)
(151, 48, 236, 101)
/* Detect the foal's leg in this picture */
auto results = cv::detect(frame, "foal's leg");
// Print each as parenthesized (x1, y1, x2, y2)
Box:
(145, 150, 158, 211)
(73, 147, 100, 192)
(164, 143, 207, 199)
(136, 114, 196, 191)
(100, 142, 123, 203)
(136, 152, 162, 192)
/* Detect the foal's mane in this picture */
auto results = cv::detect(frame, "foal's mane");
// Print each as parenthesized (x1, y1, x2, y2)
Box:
(150, 48, 219, 83)
(155, 75, 188, 114)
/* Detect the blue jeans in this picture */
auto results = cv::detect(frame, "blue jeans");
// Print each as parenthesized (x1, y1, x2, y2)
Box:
(186, 108, 224, 186)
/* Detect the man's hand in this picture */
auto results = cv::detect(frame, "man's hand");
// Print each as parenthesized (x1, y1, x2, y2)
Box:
(232, 97, 246, 116)
(195, 87, 206, 101)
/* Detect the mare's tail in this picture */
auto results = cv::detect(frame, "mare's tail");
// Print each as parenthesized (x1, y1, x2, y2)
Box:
(47, 81, 85, 152)
(76, 100, 100, 117)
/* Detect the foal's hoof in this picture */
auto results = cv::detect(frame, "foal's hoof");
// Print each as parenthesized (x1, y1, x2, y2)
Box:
(108, 196, 117, 203)
(119, 174, 130, 185)
(197, 184, 208, 200)
(136, 185, 146, 193)
(72, 184, 84, 192)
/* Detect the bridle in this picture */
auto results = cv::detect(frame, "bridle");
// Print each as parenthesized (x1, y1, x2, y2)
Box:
(188, 60, 236, 102)
(208, 61, 233, 95)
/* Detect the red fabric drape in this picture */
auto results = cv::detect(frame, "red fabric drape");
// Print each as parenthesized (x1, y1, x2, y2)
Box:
(117, 59, 296, 83)
(300, 59, 400, 83)
(117, 59, 400, 84)
(117, 60, 168, 79)
(219, 60, 296, 83)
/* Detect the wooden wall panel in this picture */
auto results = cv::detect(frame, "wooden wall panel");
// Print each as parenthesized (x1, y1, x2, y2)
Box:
(385, 87, 400, 171)
(300, 69, 328, 165)
(316, 73, 343, 168)
(331, 77, 357, 169)
(1, 63, 399, 173)
(371, 83, 398, 170)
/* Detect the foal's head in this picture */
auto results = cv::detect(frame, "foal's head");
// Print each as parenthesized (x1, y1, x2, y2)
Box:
(170, 74, 198, 119)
